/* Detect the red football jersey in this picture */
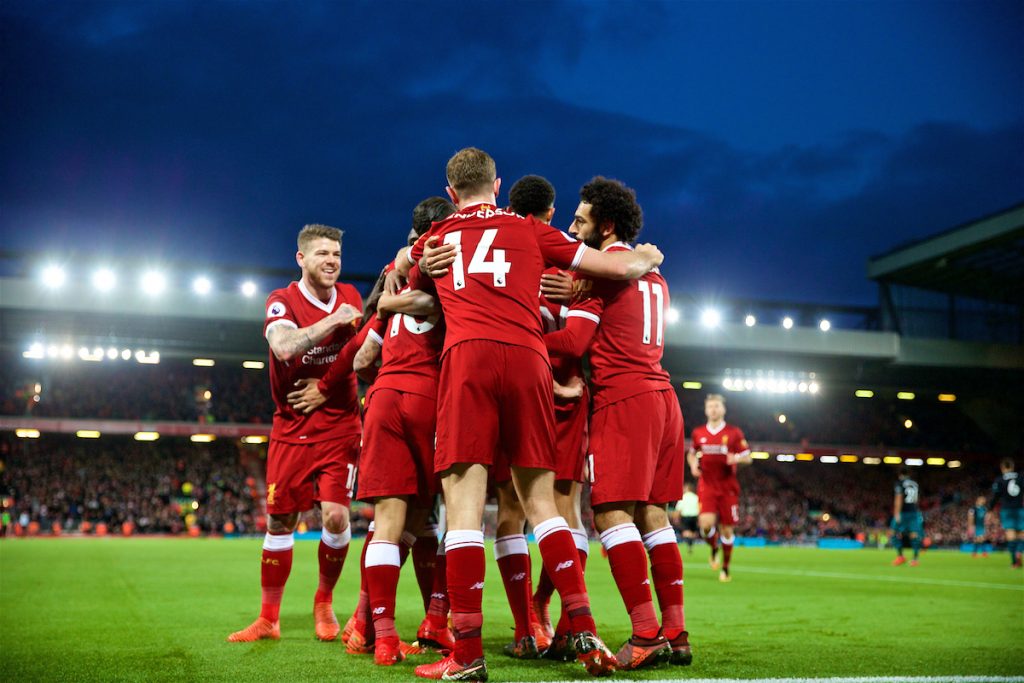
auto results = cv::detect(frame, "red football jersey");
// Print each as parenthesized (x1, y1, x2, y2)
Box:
(570, 243, 673, 410)
(691, 422, 750, 496)
(263, 280, 363, 444)
(367, 267, 445, 400)
(539, 269, 587, 415)
(408, 204, 587, 360)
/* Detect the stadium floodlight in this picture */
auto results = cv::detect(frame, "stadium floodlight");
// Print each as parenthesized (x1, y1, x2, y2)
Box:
(947, 460, 962, 468)
(776, 454, 795, 462)
(937, 393, 956, 402)
(59, 344, 73, 360)
(820, 455, 839, 464)
(798, 382, 808, 393)
(700, 308, 721, 328)
(242, 360, 265, 370)
(897, 392, 915, 400)
(121, 349, 132, 360)
(777, 414, 787, 424)
(666, 307, 681, 324)
(92, 268, 116, 292)
(926, 457, 946, 466)
(883, 456, 902, 464)
(133, 431, 160, 441)
(46, 345, 59, 358)
(905, 458, 924, 466)
(240, 280, 257, 298)
(796, 453, 814, 461)
(140, 271, 167, 296)
(818, 319, 831, 332)
(903, 419, 913, 429)
(136, 351, 160, 365)
(855, 389, 874, 398)
(750, 451, 770, 460)
(840, 455, 859, 463)
(106, 347, 119, 360)
(743, 379, 754, 390)
(76, 430, 101, 439)
(744, 314, 756, 327)
(190, 434, 216, 443)
(24, 343, 44, 360)
(78, 347, 102, 362)
(808, 382, 820, 394)
(42, 264, 67, 289)
(193, 358, 215, 367)
(16, 429, 41, 438)
(682, 381, 702, 390)
(242, 435, 269, 444)
(782, 316, 794, 329)
(863, 457, 882, 465)
(192, 276, 213, 296)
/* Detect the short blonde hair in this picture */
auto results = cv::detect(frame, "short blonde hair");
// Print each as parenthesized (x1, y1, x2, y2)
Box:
(446, 147, 496, 196)
(297, 224, 343, 252)
(705, 393, 726, 404)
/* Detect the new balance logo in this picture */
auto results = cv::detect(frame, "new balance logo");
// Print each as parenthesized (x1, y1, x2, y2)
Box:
(372, 607, 385, 615)
(470, 581, 485, 590)
(555, 560, 575, 572)
(671, 579, 684, 586)
(431, 592, 446, 600)
(641, 579, 650, 585)
(511, 572, 527, 581)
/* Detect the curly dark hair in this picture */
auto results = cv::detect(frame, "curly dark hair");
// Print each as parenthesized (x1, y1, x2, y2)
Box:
(509, 175, 555, 218)
(579, 176, 643, 243)
(412, 196, 456, 238)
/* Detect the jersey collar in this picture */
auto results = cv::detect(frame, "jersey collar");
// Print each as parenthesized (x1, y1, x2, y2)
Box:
(298, 279, 337, 313)
(601, 241, 633, 252)
(705, 421, 727, 435)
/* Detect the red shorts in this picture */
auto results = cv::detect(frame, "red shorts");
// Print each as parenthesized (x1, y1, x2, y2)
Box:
(435, 341, 556, 475)
(697, 481, 740, 525)
(491, 396, 588, 484)
(358, 388, 438, 505)
(588, 389, 684, 506)
(265, 434, 360, 514)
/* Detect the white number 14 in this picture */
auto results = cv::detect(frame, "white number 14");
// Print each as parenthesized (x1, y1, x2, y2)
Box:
(443, 229, 510, 289)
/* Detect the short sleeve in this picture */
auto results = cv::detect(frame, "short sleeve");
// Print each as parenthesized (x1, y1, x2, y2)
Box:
(367, 316, 387, 346)
(264, 292, 298, 339)
(533, 218, 587, 271)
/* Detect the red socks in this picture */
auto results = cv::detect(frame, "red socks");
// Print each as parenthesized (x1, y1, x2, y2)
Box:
(721, 533, 734, 571)
(259, 532, 294, 623)
(495, 534, 533, 641)
(535, 517, 596, 636)
(412, 530, 439, 611)
(365, 540, 401, 644)
(705, 525, 719, 560)
(643, 526, 685, 639)
(315, 527, 351, 604)
(600, 523, 659, 639)
(446, 530, 486, 664)
(425, 541, 449, 630)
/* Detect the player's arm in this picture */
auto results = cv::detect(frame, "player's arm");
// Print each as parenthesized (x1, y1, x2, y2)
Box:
(575, 243, 663, 280)
(893, 491, 903, 522)
(377, 290, 438, 317)
(687, 448, 702, 478)
(545, 311, 599, 358)
(553, 376, 585, 402)
(266, 303, 361, 362)
(541, 270, 574, 304)
(286, 323, 370, 414)
(727, 433, 752, 466)
(353, 325, 384, 384)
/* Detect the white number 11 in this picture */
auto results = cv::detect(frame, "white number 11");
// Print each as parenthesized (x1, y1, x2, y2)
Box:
(638, 280, 664, 346)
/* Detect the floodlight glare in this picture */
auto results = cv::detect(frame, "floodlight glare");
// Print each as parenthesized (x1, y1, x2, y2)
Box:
(744, 314, 756, 327)
(782, 316, 794, 329)
(778, 414, 787, 424)
(240, 280, 257, 297)
(42, 264, 67, 289)
(92, 268, 116, 292)
(666, 308, 681, 324)
(808, 382, 820, 394)
(141, 271, 167, 296)
(700, 308, 721, 328)
(59, 344, 73, 359)
(819, 319, 831, 332)
(106, 347, 118, 359)
(192, 276, 213, 295)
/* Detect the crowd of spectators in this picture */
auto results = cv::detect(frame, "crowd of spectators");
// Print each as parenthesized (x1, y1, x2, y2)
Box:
(0, 434, 264, 536)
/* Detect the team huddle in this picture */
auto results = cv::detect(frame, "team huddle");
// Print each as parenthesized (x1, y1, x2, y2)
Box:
(226, 147, 755, 680)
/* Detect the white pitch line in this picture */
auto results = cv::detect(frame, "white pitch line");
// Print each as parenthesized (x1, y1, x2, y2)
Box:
(510, 678, 1024, 683)
(712, 565, 1024, 592)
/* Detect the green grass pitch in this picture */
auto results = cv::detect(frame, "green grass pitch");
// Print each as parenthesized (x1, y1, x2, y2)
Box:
(1, 538, 1021, 681)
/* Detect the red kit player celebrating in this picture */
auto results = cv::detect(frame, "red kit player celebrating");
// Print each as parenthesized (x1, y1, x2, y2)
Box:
(688, 393, 751, 582)
(543, 177, 690, 670)
(396, 148, 663, 680)
(228, 224, 363, 643)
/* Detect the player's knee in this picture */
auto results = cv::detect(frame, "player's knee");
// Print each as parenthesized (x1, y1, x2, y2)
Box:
(321, 508, 350, 534)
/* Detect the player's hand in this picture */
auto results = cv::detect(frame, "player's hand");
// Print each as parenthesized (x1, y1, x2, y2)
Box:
(287, 378, 327, 414)
(383, 268, 406, 296)
(328, 303, 361, 329)
(690, 465, 702, 479)
(422, 236, 458, 278)
(541, 270, 574, 304)
(726, 453, 737, 466)
(634, 243, 664, 270)
(553, 376, 585, 401)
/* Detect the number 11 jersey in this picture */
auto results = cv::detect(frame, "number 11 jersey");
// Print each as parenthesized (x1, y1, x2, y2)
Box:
(571, 242, 673, 410)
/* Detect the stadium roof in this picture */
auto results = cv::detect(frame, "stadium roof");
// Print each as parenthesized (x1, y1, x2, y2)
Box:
(866, 202, 1024, 305)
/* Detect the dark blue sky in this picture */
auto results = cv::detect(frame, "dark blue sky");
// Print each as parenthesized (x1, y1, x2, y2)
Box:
(2, 0, 1022, 305)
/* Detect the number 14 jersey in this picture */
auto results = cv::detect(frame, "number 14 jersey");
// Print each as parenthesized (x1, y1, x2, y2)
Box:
(571, 242, 673, 410)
